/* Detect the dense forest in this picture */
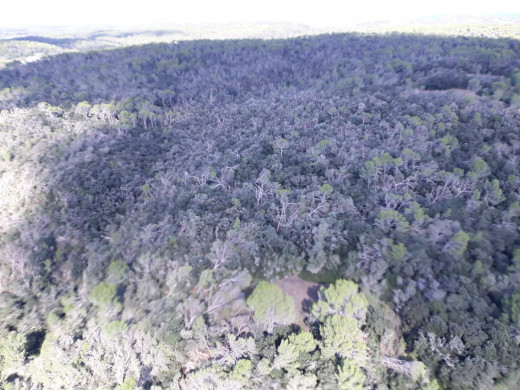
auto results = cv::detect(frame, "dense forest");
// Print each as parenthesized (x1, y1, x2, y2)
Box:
(0, 23, 327, 68)
(0, 30, 520, 389)
(1, 18, 519, 68)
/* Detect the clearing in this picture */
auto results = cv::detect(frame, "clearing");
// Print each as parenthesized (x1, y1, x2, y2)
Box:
(275, 275, 321, 329)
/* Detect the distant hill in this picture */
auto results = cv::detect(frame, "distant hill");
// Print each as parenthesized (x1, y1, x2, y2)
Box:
(1, 16, 519, 67)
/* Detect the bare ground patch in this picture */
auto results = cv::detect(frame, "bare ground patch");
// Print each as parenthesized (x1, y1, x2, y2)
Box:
(275, 275, 320, 329)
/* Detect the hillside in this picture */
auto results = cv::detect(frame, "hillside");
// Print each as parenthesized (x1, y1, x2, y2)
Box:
(0, 32, 519, 389)
(1, 18, 520, 68)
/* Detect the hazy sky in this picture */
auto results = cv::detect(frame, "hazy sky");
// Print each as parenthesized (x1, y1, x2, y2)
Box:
(1, 0, 519, 28)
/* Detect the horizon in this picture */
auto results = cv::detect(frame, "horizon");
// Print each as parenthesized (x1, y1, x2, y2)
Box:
(1, 0, 519, 30)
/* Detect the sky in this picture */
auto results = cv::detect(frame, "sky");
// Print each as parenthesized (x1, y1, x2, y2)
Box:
(1, 0, 519, 28)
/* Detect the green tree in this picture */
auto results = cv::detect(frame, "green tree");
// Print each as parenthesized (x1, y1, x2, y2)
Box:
(470, 157, 489, 180)
(229, 359, 252, 382)
(0, 332, 25, 380)
(444, 230, 470, 259)
(483, 179, 505, 206)
(120, 377, 137, 390)
(273, 331, 316, 370)
(287, 372, 318, 390)
(320, 315, 367, 361)
(89, 281, 122, 316)
(383, 357, 427, 382)
(246, 282, 296, 332)
(90, 281, 117, 307)
(336, 359, 366, 390)
(74, 100, 91, 118)
(503, 290, 520, 327)
(273, 339, 300, 371)
(273, 138, 289, 157)
(388, 241, 407, 262)
(376, 209, 410, 233)
(311, 279, 368, 323)
(107, 259, 128, 283)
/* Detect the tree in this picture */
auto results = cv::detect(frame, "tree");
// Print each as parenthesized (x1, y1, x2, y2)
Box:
(320, 315, 367, 361)
(311, 279, 368, 323)
(246, 282, 296, 332)
(225, 334, 256, 364)
(0, 332, 25, 381)
(443, 230, 470, 259)
(382, 357, 427, 382)
(376, 209, 410, 233)
(286, 372, 318, 390)
(273, 331, 316, 370)
(503, 290, 520, 327)
(180, 366, 243, 390)
(90, 281, 118, 307)
(336, 359, 366, 390)
(273, 138, 289, 157)
(483, 179, 505, 206)
(306, 221, 333, 274)
(229, 359, 252, 383)
(75, 100, 91, 118)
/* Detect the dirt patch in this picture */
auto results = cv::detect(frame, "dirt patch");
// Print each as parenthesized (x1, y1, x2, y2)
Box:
(275, 275, 320, 329)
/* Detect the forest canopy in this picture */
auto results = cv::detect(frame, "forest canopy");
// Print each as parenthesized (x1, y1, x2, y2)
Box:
(0, 30, 519, 389)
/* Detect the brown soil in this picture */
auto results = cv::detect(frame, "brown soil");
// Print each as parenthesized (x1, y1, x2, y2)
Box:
(274, 275, 320, 329)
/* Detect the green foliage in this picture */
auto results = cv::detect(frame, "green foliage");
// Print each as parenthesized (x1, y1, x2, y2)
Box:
(376, 209, 410, 233)
(273, 339, 300, 370)
(473, 260, 484, 276)
(0, 332, 25, 379)
(470, 157, 489, 179)
(273, 138, 289, 156)
(141, 183, 151, 195)
(410, 361, 427, 381)
(422, 379, 441, 390)
(311, 279, 368, 323)
(336, 359, 366, 390)
(507, 201, 520, 220)
(287, 331, 316, 354)
(1, 148, 13, 162)
(483, 179, 505, 206)
(273, 331, 316, 371)
(103, 320, 128, 339)
(198, 269, 215, 288)
(1, 29, 520, 389)
(444, 230, 470, 259)
(107, 259, 128, 282)
(306, 221, 334, 274)
(60, 293, 76, 314)
(319, 183, 334, 195)
(388, 241, 407, 262)
(246, 281, 296, 332)
(320, 315, 367, 360)
(503, 290, 520, 327)
(438, 134, 459, 157)
(120, 377, 137, 390)
(513, 248, 520, 269)
(90, 282, 118, 307)
(287, 372, 318, 389)
(230, 359, 252, 382)
(405, 201, 426, 225)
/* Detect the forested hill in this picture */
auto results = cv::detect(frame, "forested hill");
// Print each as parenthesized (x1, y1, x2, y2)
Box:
(0, 33, 520, 389)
